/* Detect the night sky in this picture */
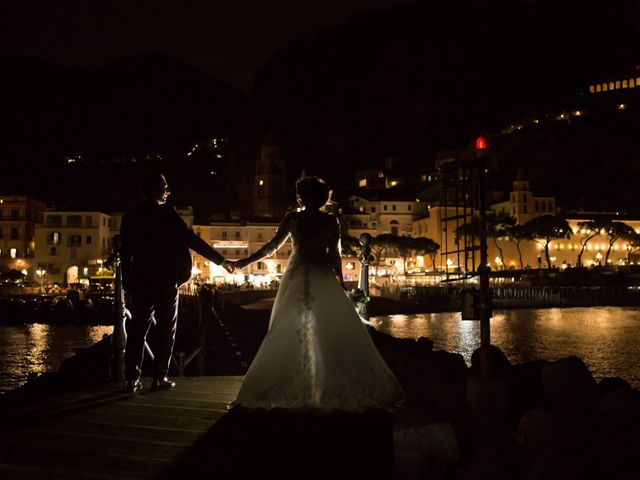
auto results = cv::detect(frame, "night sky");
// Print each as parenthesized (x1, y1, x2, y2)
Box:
(0, 0, 412, 92)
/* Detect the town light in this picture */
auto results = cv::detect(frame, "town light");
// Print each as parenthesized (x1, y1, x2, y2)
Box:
(475, 136, 487, 150)
(36, 268, 46, 293)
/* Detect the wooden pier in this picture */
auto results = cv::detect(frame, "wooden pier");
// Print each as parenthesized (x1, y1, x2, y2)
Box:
(0, 377, 393, 479)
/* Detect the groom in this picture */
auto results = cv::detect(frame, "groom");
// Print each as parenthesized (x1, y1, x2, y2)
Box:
(120, 173, 233, 393)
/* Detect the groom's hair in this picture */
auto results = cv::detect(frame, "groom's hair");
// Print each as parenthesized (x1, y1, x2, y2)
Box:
(140, 172, 167, 199)
(296, 176, 331, 210)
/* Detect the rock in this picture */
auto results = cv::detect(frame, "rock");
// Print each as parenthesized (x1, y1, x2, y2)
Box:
(394, 421, 459, 479)
(466, 376, 509, 439)
(598, 377, 631, 399)
(600, 388, 640, 418)
(516, 408, 554, 454)
(470, 345, 511, 378)
(454, 444, 514, 480)
(507, 360, 547, 419)
(541, 356, 598, 412)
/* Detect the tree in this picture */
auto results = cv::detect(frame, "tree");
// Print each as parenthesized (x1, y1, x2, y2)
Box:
(371, 233, 395, 273)
(412, 237, 440, 272)
(487, 211, 516, 268)
(575, 220, 606, 267)
(340, 235, 360, 258)
(524, 215, 572, 268)
(603, 221, 635, 266)
(394, 236, 416, 274)
(623, 231, 640, 264)
(505, 224, 529, 269)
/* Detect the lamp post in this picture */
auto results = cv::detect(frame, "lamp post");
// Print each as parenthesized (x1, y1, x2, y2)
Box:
(35, 268, 46, 294)
(358, 233, 373, 321)
(475, 136, 492, 379)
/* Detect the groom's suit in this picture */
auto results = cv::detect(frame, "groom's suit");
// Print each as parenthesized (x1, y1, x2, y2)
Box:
(120, 200, 224, 382)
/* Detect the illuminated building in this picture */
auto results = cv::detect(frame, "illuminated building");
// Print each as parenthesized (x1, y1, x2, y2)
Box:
(491, 167, 556, 224)
(0, 195, 45, 274)
(33, 211, 115, 284)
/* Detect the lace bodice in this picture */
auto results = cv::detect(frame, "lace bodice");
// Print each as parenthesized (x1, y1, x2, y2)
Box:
(247, 211, 342, 270)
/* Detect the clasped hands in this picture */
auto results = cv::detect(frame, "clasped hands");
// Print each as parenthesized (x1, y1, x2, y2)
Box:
(221, 258, 250, 274)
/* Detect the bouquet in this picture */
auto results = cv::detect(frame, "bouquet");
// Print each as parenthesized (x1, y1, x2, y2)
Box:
(349, 288, 371, 306)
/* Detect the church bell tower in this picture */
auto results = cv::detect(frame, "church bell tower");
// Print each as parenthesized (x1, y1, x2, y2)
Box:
(253, 143, 288, 217)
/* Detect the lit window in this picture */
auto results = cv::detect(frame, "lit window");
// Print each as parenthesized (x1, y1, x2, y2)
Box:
(636, 77, 640, 86)
(358, 179, 367, 187)
(589, 85, 595, 93)
(622, 79, 628, 88)
(615, 80, 621, 89)
(49, 231, 61, 244)
(10, 248, 17, 259)
(596, 84, 601, 92)
(602, 83, 608, 91)
(609, 82, 614, 90)
(630, 79, 635, 88)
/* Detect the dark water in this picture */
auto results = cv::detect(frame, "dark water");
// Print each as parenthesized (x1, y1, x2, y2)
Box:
(2, 307, 640, 394)
(373, 307, 640, 387)
(0, 324, 112, 394)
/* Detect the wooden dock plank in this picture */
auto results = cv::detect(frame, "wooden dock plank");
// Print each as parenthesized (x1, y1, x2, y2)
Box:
(0, 376, 394, 479)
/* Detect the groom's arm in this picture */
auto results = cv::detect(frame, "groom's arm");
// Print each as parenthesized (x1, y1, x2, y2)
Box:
(168, 208, 225, 265)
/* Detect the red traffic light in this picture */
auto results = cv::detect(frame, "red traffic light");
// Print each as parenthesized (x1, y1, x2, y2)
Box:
(475, 136, 487, 150)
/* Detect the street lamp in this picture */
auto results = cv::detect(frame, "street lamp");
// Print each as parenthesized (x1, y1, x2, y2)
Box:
(475, 135, 492, 379)
(35, 268, 46, 293)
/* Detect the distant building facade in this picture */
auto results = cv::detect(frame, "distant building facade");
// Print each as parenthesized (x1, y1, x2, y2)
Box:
(0, 195, 45, 273)
(34, 211, 115, 284)
(490, 167, 556, 224)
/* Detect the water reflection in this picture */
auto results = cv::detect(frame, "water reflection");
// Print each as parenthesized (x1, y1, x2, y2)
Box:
(0, 324, 113, 394)
(373, 307, 640, 387)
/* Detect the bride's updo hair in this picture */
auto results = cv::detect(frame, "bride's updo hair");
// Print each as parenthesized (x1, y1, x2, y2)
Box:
(296, 176, 331, 210)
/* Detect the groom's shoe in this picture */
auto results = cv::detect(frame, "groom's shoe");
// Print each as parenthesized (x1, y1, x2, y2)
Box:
(151, 377, 176, 391)
(125, 379, 143, 393)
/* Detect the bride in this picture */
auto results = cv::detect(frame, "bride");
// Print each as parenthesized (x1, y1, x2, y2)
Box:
(229, 176, 404, 412)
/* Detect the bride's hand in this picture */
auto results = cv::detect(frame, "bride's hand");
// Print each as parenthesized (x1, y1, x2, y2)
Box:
(234, 258, 249, 270)
(221, 260, 235, 273)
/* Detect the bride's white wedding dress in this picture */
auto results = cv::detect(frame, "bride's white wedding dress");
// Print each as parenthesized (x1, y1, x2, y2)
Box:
(233, 210, 404, 412)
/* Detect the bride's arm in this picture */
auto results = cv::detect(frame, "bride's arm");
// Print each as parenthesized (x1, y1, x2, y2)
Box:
(234, 213, 293, 269)
(329, 216, 347, 289)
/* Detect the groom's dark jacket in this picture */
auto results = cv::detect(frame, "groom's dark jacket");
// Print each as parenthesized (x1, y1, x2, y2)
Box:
(120, 201, 224, 290)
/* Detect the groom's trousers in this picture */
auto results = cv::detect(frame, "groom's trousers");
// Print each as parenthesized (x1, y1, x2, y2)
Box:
(124, 284, 179, 382)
